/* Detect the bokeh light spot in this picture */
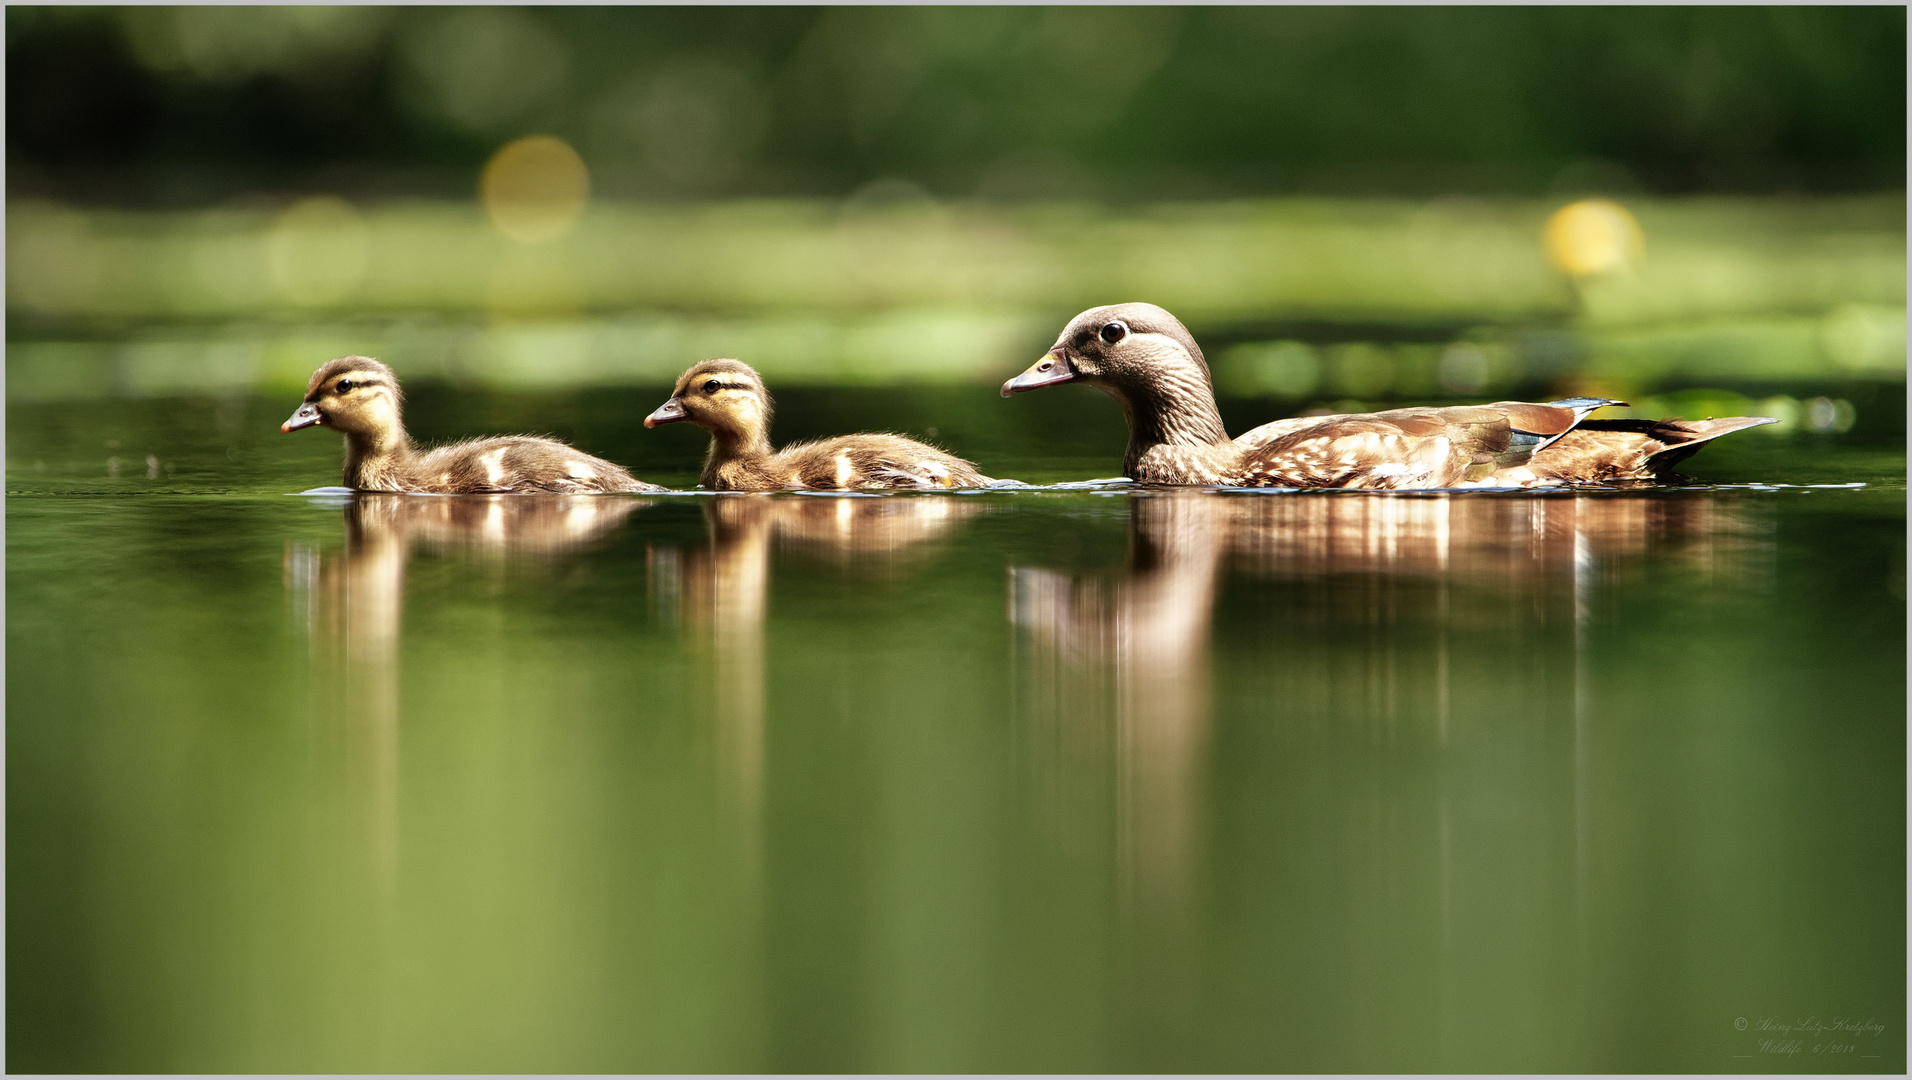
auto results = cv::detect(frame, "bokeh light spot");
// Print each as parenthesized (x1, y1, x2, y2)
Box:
(481, 136, 590, 244)
(1543, 198, 1645, 278)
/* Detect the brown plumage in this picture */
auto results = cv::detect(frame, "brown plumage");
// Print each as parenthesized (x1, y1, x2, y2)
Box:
(644, 358, 1001, 491)
(281, 356, 664, 493)
(1002, 303, 1775, 488)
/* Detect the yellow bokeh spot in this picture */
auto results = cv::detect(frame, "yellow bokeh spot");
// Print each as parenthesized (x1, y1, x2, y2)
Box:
(1542, 198, 1644, 278)
(480, 135, 589, 244)
(268, 195, 369, 305)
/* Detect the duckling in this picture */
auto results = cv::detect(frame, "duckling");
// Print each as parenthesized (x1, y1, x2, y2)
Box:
(1002, 303, 1775, 488)
(281, 356, 664, 493)
(644, 359, 1000, 491)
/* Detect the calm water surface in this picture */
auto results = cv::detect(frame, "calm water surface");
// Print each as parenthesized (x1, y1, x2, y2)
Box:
(8, 386, 1905, 1072)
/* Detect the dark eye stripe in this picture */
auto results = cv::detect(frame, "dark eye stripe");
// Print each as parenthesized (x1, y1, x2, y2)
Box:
(328, 377, 391, 396)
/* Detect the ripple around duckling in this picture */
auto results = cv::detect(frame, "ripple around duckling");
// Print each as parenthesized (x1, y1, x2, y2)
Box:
(288, 487, 673, 497)
(284, 479, 1868, 503)
(533, 478, 1139, 498)
(792, 490, 886, 498)
(290, 485, 358, 507)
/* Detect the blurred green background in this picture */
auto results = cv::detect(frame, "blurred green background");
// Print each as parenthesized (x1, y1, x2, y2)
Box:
(8, 10, 1906, 1073)
(6, 5, 1906, 421)
(10, 6, 1905, 200)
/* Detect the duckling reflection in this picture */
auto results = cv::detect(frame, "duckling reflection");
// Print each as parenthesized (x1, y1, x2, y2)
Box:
(659, 495, 989, 628)
(652, 494, 986, 873)
(674, 498, 775, 850)
(767, 494, 987, 565)
(286, 494, 647, 891)
(347, 492, 649, 561)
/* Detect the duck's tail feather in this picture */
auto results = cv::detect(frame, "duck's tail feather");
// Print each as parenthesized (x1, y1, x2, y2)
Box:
(1577, 415, 1778, 474)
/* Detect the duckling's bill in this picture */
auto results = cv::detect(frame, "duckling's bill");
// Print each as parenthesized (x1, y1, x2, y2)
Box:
(1001, 351, 1076, 397)
(281, 401, 324, 432)
(644, 398, 688, 428)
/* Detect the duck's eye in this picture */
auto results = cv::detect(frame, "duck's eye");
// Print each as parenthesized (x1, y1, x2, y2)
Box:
(336, 379, 355, 393)
(702, 379, 722, 394)
(1099, 321, 1129, 345)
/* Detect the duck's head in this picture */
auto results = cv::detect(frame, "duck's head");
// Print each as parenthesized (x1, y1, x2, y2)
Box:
(646, 358, 773, 441)
(282, 356, 404, 439)
(1002, 302, 1211, 402)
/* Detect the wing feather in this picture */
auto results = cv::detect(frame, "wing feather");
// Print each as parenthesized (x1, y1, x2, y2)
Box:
(1229, 400, 1630, 488)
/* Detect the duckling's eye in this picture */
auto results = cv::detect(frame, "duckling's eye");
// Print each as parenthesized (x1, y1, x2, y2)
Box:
(335, 380, 355, 393)
(702, 379, 722, 394)
(1099, 321, 1129, 345)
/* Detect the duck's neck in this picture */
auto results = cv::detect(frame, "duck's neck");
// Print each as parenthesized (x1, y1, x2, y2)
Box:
(341, 424, 416, 489)
(1113, 369, 1232, 476)
(702, 426, 776, 484)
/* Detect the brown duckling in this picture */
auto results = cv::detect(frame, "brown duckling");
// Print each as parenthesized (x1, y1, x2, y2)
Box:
(1002, 303, 1775, 488)
(281, 356, 664, 493)
(644, 359, 1001, 491)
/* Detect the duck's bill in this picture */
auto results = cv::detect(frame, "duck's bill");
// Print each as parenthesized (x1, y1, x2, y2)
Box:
(280, 402, 323, 432)
(644, 399, 688, 428)
(1000, 353, 1076, 397)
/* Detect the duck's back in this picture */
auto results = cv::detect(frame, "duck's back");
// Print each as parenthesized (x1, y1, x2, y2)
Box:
(773, 433, 992, 490)
(411, 436, 663, 493)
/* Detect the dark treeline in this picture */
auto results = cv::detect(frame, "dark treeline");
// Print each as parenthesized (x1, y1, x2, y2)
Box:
(8, 6, 1905, 206)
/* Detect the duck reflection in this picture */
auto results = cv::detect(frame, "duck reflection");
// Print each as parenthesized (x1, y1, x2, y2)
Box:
(1008, 488, 1771, 1029)
(1012, 493, 1220, 904)
(1009, 493, 1226, 1029)
(1014, 491, 1771, 746)
(1221, 490, 1769, 585)
(285, 494, 647, 888)
(649, 494, 986, 870)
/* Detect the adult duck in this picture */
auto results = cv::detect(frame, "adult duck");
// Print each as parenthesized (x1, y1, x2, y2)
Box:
(645, 358, 1004, 490)
(1001, 303, 1774, 488)
(282, 356, 664, 493)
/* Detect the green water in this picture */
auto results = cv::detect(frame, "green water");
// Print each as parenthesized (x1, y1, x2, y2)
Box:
(7, 385, 1905, 1072)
